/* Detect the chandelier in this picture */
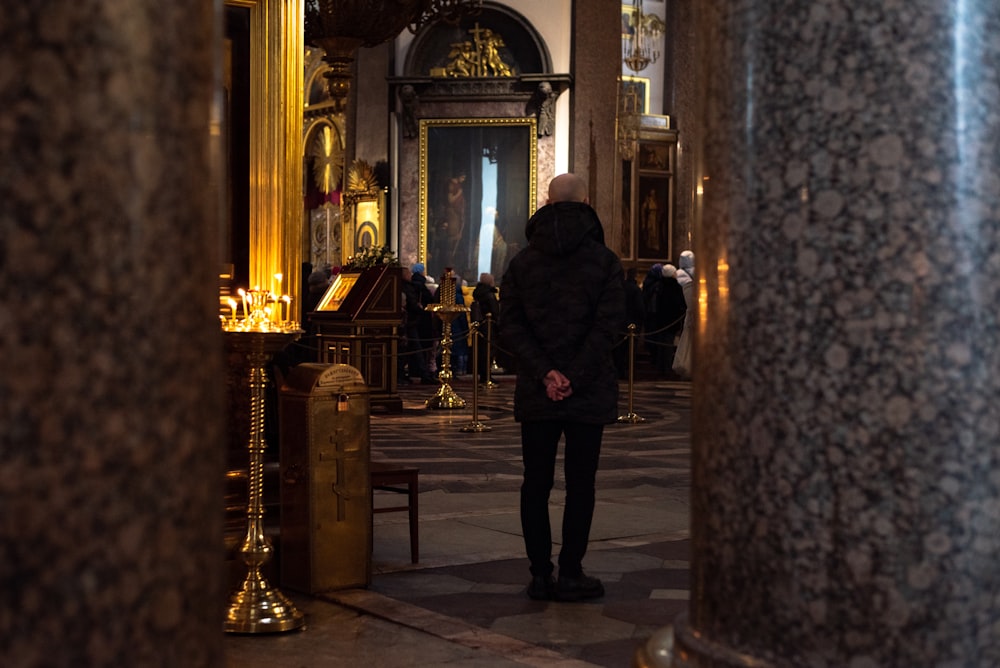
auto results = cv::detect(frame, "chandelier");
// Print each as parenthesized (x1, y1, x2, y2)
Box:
(305, 0, 482, 110)
(407, 0, 482, 33)
(622, 0, 664, 73)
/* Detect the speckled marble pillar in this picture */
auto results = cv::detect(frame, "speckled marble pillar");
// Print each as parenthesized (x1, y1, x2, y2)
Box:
(677, 2, 1000, 666)
(0, 2, 225, 666)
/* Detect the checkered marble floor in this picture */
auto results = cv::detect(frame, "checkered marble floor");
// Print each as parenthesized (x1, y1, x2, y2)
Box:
(335, 372, 692, 666)
(225, 366, 692, 667)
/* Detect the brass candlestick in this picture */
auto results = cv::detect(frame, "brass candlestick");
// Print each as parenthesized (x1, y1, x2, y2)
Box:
(223, 328, 305, 634)
(425, 269, 469, 409)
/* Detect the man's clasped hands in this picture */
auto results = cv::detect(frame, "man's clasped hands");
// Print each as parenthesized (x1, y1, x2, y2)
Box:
(544, 369, 572, 402)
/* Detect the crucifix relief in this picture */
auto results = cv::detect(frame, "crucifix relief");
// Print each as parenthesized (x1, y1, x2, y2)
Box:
(318, 424, 364, 523)
(438, 23, 514, 78)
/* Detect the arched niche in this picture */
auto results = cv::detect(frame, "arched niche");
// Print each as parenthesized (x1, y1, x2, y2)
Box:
(402, 2, 551, 77)
(302, 46, 346, 274)
(391, 2, 569, 275)
(302, 117, 344, 273)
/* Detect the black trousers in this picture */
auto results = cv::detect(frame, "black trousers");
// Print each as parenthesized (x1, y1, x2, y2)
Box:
(520, 420, 603, 579)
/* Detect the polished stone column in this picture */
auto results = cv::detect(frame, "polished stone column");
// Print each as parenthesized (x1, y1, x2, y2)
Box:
(572, 0, 620, 219)
(0, 2, 225, 666)
(674, 2, 1000, 666)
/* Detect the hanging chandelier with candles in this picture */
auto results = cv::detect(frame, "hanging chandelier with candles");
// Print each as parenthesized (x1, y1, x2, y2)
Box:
(622, 0, 665, 73)
(305, 0, 483, 111)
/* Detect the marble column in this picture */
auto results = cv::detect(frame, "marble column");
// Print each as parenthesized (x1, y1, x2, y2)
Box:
(571, 0, 620, 221)
(672, 2, 1000, 666)
(0, 2, 225, 666)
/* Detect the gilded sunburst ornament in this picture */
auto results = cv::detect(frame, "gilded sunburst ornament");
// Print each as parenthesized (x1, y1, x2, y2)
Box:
(311, 125, 342, 194)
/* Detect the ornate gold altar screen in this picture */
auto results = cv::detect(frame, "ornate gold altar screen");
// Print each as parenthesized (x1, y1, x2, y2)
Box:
(225, 0, 304, 309)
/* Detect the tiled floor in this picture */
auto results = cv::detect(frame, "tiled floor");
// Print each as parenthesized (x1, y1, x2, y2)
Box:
(225, 366, 691, 667)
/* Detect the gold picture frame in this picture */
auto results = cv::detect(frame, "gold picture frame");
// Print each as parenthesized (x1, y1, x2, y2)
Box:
(418, 118, 537, 282)
(341, 160, 386, 266)
(621, 75, 650, 115)
(621, 4, 636, 38)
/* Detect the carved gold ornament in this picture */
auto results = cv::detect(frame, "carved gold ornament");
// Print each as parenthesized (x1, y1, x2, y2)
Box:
(438, 24, 513, 77)
(311, 125, 343, 194)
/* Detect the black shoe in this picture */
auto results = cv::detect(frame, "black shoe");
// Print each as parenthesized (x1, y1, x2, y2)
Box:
(554, 573, 604, 602)
(526, 575, 555, 601)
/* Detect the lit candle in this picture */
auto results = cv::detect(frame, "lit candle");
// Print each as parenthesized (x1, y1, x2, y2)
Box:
(273, 273, 282, 298)
(227, 298, 238, 327)
(237, 288, 247, 321)
(282, 295, 292, 324)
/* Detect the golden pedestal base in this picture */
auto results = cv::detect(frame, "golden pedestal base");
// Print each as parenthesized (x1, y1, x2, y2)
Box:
(426, 381, 467, 409)
(460, 419, 491, 432)
(224, 580, 305, 634)
(224, 328, 305, 634)
(426, 293, 468, 410)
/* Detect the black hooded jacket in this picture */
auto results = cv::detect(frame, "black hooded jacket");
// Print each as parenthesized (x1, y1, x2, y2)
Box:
(500, 201, 625, 424)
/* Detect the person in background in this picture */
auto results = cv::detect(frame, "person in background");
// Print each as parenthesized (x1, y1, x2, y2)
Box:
(501, 173, 625, 602)
(641, 263, 664, 364)
(615, 266, 645, 379)
(472, 272, 501, 382)
(677, 250, 695, 284)
(403, 264, 436, 384)
(304, 266, 331, 315)
(656, 264, 687, 374)
(448, 272, 470, 375)
(672, 251, 695, 379)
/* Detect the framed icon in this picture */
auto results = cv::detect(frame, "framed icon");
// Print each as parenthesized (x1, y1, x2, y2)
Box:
(621, 75, 649, 115)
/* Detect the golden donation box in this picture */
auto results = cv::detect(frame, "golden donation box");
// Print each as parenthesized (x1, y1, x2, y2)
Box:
(278, 363, 371, 593)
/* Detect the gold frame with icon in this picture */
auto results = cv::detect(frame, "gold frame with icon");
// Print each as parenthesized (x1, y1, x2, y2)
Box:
(418, 117, 537, 282)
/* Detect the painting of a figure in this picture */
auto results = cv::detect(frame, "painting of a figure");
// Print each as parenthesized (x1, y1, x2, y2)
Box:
(421, 119, 536, 282)
(636, 175, 670, 260)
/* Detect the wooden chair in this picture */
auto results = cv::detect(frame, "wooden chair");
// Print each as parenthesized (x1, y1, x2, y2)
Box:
(370, 461, 419, 563)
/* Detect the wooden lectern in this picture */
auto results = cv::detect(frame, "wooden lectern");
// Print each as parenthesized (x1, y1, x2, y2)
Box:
(308, 264, 403, 413)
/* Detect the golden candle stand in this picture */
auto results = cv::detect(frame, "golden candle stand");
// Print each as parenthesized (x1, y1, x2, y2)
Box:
(222, 325, 305, 634)
(460, 320, 491, 432)
(425, 269, 469, 410)
(617, 323, 646, 424)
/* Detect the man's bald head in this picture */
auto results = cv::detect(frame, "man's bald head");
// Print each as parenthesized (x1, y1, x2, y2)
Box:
(547, 173, 589, 204)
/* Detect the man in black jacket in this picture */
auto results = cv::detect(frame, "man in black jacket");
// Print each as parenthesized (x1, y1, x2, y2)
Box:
(500, 173, 625, 602)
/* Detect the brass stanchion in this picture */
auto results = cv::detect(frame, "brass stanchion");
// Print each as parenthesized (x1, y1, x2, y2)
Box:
(461, 321, 491, 432)
(425, 268, 468, 409)
(482, 312, 498, 388)
(223, 328, 305, 633)
(618, 323, 646, 424)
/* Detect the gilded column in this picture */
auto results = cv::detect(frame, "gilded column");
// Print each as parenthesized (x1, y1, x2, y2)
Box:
(0, 1, 224, 665)
(664, 1, 1000, 665)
